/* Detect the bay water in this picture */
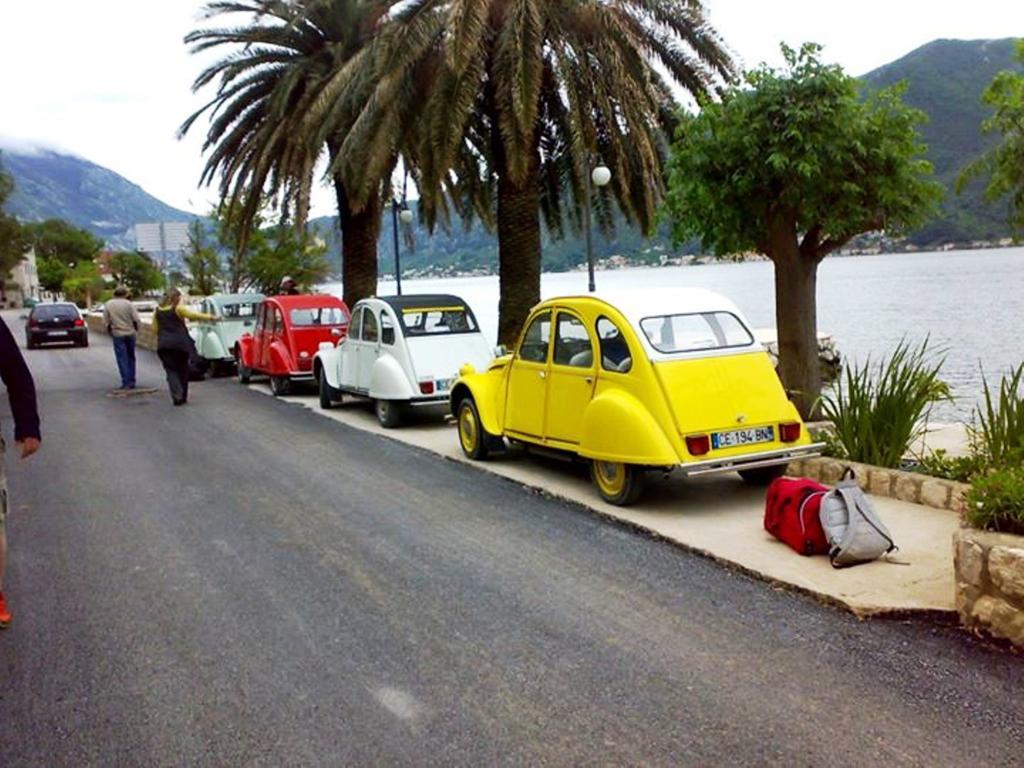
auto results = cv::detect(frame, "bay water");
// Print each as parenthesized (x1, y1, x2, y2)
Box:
(325, 247, 1024, 421)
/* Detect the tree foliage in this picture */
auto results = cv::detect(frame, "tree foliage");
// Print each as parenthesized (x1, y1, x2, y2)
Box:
(958, 40, 1024, 234)
(183, 219, 222, 296)
(108, 251, 165, 296)
(22, 218, 104, 293)
(0, 154, 28, 278)
(61, 261, 105, 306)
(663, 44, 942, 417)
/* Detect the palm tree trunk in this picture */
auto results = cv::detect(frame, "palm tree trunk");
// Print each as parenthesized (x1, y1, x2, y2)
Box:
(769, 220, 821, 420)
(331, 172, 381, 309)
(496, 154, 542, 347)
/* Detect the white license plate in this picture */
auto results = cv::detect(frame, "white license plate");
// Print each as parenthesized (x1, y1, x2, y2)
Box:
(48, 330, 69, 337)
(712, 426, 774, 449)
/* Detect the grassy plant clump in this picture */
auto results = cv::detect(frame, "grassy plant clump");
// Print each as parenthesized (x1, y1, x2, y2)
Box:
(915, 449, 986, 483)
(821, 339, 950, 469)
(965, 464, 1024, 536)
(969, 363, 1024, 469)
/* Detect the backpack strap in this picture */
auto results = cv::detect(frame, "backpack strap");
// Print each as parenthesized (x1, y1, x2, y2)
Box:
(852, 491, 897, 555)
(797, 490, 827, 538)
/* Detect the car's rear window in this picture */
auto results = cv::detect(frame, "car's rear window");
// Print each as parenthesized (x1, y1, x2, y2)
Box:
(222, 302, 258, 319)
(290, 307, 348, 327)
(640, 312, 753, 353)
(32, 305, 78, 321)
(400, 306, 478, 336)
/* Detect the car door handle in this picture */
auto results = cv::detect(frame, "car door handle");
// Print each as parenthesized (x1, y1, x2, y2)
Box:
(585, 376, 593, 384)
(538, 371, 546, 379)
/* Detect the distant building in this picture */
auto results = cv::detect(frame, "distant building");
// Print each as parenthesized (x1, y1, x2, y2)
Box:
(1, 247, 40, 308)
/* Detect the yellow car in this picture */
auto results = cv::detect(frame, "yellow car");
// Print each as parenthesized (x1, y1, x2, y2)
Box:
(450, 290, 822, 505)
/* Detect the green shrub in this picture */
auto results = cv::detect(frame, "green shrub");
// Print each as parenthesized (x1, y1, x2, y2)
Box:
(821, 339, 950, 469)
(969, 363, 1024, 469)
(914, 449, 985, 482)
(965, 465, 1024, 536)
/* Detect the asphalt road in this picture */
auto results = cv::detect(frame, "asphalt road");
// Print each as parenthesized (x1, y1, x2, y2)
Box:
(1, 314, 1022, 766)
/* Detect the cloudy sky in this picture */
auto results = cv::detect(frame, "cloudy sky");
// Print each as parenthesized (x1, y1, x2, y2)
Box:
(2, 0, 1022, 218)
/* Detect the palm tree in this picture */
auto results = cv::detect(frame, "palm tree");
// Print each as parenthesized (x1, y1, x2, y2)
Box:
(332, 0, 736, 344)
(180, 0, 395, 307)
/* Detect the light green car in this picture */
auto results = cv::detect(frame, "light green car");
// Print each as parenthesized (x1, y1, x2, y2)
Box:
(190, 293, 264, 377)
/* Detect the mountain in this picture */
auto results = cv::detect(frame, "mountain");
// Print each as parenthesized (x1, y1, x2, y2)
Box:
(1, 148, 196, 248)
(862, 38, 1023, 245)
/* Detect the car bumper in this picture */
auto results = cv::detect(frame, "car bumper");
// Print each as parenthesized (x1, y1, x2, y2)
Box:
(678, 443, 824, 477)
(28, 329, 87, 344)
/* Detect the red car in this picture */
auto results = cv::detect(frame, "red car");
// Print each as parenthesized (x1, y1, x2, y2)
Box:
(236, 295, 350, 395)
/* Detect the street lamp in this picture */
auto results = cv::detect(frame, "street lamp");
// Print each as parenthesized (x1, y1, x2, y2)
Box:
(584, 161, 611, 292)
(391, 199, 413, 295)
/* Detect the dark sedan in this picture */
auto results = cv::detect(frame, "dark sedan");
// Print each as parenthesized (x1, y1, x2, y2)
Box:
(26, 302, 89, 348)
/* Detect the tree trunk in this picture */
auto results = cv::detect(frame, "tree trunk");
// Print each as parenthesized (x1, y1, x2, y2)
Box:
(495, 155, 542, 347)
(332, 173, 381, 309)
(769, 223, 821, 420)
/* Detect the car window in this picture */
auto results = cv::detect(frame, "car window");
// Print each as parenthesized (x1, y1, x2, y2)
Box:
(349, 307, 363, 339)
(223, 302, 258, 319)
(362, 309, 379, 343)
(32, 305, 78, 321)
(273, 308, 285, 336)
(596, 317, 633, 373)
(518, 311, 552, 363)
(400, 306, 478, 336)
(553, 313, 593, 368)
(255, 304, 268, 333)
(290, 307, 347, 327)
(640, 312, 753, 354)
(381, 312, 396, 345)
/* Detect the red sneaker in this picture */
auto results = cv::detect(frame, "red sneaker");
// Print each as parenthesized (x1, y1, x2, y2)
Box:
(0, 592, 11, 629)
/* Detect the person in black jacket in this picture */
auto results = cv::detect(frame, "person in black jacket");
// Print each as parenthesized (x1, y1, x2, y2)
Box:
(0, 316, 41, 629)
(152, 288, 216, 405)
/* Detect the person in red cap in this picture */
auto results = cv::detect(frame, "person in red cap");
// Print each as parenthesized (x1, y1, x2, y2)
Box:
(0, 316, 41, 629)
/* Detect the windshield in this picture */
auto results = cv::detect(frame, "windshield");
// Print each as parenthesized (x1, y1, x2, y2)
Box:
(290, 307, 348, 327)
(221, 302, 258, 319)
(400, 306, 478, 336)
(640, 312, 753, 354)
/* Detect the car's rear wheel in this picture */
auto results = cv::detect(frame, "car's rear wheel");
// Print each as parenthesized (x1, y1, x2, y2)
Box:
(77, 336, 89, 348)
(375, 399, 402, 428)
(591, 461, 646, 506)
(457, 397, 492, 460)
(738, 464, 787, 485)
(270, 375, 291, 396)
(236, 352, 252, 384)
(318, 370, 339, 409)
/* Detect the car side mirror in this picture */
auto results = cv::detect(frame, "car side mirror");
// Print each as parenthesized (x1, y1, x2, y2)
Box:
(494, 344, 507, 357)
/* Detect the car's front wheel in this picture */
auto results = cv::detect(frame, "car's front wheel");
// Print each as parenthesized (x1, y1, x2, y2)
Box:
(318, 371, 340, 409)
(236, 353, 252, 384)
(270, 375, 291, 396)
(738, 464, 787, 485)
(591, 461, 646, 506)
(457, 397, 496, 460)
(375, 399, 402, 428)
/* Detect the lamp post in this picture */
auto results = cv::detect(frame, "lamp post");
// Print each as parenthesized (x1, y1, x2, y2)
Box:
(391, 199, 413, 295)
(584, 161, 612, 292)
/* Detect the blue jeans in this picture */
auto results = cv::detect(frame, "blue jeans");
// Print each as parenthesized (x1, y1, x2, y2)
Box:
(112, 335, 137, 388)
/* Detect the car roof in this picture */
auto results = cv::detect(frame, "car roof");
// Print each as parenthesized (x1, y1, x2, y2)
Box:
(210, 292, 264, 306)
(374, 294, 469, 313)
(543, 288, 747, 326)
(265, 294, 348, 310)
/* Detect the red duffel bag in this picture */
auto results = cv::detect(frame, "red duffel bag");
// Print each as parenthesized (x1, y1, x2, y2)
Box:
(764, 477, 830, 556)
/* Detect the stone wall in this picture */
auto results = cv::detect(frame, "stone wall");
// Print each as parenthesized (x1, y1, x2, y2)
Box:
(954, 528, 1024, 647)
(86, 313, 157, 350)
(787, 456, 969, 512)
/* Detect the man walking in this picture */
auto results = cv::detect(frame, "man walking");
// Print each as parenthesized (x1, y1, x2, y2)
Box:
(103, 286, 141, 390)
(0, 316, 41, 629)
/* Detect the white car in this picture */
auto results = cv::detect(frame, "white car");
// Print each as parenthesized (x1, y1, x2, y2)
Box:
(314, 294, 494, 427)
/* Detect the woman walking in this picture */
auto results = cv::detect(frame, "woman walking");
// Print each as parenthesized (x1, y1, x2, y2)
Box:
(154, 288, 216, 406)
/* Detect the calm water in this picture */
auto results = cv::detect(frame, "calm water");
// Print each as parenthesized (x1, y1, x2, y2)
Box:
(325, 247, 1024, 421)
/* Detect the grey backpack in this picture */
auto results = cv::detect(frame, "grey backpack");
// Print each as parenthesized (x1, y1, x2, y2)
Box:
(819, 469, 897, 568)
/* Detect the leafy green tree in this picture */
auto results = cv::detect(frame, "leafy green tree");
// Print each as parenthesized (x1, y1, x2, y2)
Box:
(61, 261, 105, 307)
(664, 44, 942, 418)
(338, 0, 735, 345)
(958, 40, 1024, 233)
(109, 251, 165, 296)
(246, 226, 329, 295)
(182, 0, 396, 310)
(183, 220, 221, 296)
(37, 257, 69, 293)
(23, 218, 103, 266)
(0, 154, 28, 279)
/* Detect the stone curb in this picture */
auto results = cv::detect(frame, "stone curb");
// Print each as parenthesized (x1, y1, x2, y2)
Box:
(787, 456, 970, 514)
(953, 528, 1024, 649)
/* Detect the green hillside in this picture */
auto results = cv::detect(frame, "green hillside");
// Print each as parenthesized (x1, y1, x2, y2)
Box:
(862, 37, 1022, 245)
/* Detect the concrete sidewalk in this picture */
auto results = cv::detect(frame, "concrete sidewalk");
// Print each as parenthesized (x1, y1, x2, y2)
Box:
(252, 383, 959, 618)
